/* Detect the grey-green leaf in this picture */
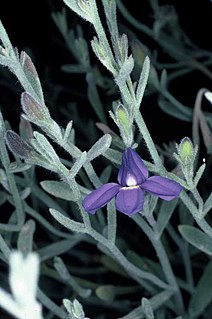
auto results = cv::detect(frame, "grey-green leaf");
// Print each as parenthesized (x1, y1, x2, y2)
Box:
(41, 180, 75, 201)
(189, 261, 212, 317)
(141, 298, 154, 319)
(38, 239, 81, 262)
(100, 165, 112, 184)
(61, 64, 87, 73)
(17, 220, 35, 256)
(115, 55, 134, 87)
(49, 208, 86, 233)
(87, 72, 106, 123)
(69, 151, 87, 178)
(203, 193, 212, 216)
(157, 199, 178, 237)
(178, 225, 212, 255)
(136, 56, 150, 106)
(96, 285, 116, 302)
(87, 134, 112, 161)
(158, 99, 192, 122)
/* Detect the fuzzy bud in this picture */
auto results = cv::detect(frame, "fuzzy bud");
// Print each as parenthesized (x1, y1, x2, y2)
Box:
(115, 104, 133, 147)
(174, 137, 198, 186)
(21, 92, 49, 123)
(63, 299, 86, 319)
(178, 137, 194, 164)
(20, 51, 38, 78)
(116, 105, 130, 134)
(5, 130, 33, 159)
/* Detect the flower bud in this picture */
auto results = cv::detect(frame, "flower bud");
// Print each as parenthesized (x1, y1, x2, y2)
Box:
(116, 105, 130, 133)
(21, 92, 49, 123)
(5, 130, 33, 159)
(20, 51, 38, 78)
(63, 298, 85, 319)
(178, 137, 194, 164)
(174, 137, 198, 185)
(115, 104, 133, 147)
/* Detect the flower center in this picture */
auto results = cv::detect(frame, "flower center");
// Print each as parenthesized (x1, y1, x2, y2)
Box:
(126, 173, 138, 186)
(121, 185, 140, 190)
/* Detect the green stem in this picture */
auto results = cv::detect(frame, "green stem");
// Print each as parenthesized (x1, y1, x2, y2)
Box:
(88, 227, 171, 290)
(107, 199, 117, 244)
(191, 188, 204, 212)
(24, 203, 73, 239)
(57, 137, 102, 189)
(167, 224, 194, 291)
(37, 289, 67, 319)
(180, 191, 212, 238)
(0, 114, 25, 231)
(133, 214, 184, 314)
(90, 0, 117, 73)
(134, 110, 163, 167)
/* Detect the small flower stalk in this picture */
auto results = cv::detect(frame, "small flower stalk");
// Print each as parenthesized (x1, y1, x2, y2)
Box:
(83, 148, 182, 215)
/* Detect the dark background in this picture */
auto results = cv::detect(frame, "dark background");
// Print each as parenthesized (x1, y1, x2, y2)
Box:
(0, 0, 212, 145)
(0, 2, 211, 318)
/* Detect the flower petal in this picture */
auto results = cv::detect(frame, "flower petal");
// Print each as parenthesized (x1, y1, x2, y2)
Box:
(115, 187, 144, 215)
(83, 183, 121, 214)
(141, 176, 182, 200)
(117, 149, 128, 186)
(118, 148, 148, 186)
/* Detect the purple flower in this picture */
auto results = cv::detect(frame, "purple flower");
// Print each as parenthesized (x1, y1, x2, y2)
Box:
(83, 148, 182, 215)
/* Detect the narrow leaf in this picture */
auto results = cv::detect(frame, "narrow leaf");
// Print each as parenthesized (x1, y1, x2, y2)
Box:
(54, 257, 91, 298)
(141, 298, 154, 319)
(100, 165, 112, 184)
(178, 225, 212, 255)
(87, 72, 106, 123)
(158, 99, 192, 122)
(61, 64, 87, 73)
(38, 239, 81, 261)
(189, 261, 212, 317)
(115, 55, 134, 86)
(157, 199, 178, 237)
(69, 151, 87, 178)
(160, 69, 168, 91)
(41, 180, 89, 201)
(96, 285, 116, 302)
(41, 180, 75, 201)
(87, 134, 112, 161)
(103, 148, 122, 165)
(49, 208, 86, 233)
(194, 163, 206, 187)
(33, 132, 60, 164)
(136, 56, 150, 106)
(203, 193, 212, 216)
(107, 199, 117, 244)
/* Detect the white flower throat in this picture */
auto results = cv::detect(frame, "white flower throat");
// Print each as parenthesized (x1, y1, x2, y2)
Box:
(126, 173, 138, 186)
